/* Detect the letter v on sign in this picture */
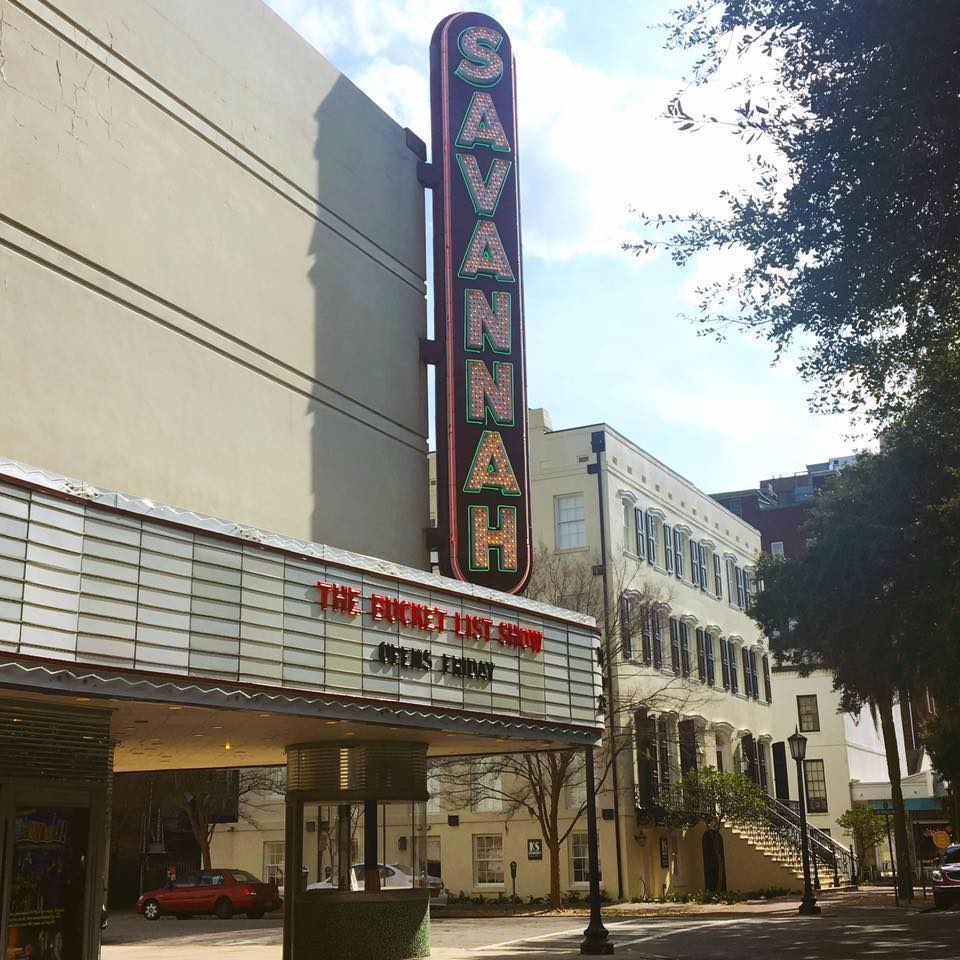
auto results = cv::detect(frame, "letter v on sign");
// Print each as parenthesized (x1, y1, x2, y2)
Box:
(456, 154, 513, 217)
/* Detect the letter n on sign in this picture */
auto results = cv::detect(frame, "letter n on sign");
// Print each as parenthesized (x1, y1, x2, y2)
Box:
(429, 12, 531, 594)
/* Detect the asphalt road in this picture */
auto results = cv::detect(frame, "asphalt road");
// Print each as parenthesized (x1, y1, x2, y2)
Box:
(101, 901, 959, 959)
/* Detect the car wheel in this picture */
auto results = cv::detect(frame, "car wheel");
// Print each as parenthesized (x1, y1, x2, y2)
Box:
(142, 899, 161, 921)
(247, 910, 265, 920)
(214, 897, 235, 920)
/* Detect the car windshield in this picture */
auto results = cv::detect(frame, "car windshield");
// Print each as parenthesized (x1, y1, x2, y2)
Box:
(231, 870, 261, 883)
(942, 848, 960, 865)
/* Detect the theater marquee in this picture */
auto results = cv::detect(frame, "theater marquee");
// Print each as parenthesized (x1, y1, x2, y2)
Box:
(429, 12, 531, 594)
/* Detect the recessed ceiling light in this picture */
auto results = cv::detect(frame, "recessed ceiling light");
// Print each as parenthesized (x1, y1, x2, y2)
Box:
(75, 696, 91, 702)
(193, 733, 205, 738)
(224, 743, 233, 751)
(258, 713, 271, 718)
(212, 724, 224, 730)
(168, 706, 183, 711)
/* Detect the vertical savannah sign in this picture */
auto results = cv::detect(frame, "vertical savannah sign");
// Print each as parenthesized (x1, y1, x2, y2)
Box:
(428, 12, 532, 594)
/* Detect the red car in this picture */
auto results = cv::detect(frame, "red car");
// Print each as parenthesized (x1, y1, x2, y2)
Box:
(137, 868, 279, 920)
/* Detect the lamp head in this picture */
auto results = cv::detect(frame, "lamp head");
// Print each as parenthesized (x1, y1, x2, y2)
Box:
(787, 726, 807, 761)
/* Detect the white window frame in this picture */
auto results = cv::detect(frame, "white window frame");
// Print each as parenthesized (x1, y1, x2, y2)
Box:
(555, 493, 586, 550)
(472, 834, 505, 887)
(569, 831, 593, 886)
(262, 840, 285, 888)
(771, 541, 785, 557)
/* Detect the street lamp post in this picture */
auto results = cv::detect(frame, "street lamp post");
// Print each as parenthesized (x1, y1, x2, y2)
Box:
(788, 728, 821, 916)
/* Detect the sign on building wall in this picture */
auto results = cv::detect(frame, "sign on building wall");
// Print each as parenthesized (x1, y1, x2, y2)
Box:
(429, 12, 532, 594)
(0, 466, 600, 731)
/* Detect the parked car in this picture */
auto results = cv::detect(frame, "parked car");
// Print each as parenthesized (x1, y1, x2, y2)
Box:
(137, 868, 280, 920)
(932, 843, 960, 908)
(307, 862, 448, 906)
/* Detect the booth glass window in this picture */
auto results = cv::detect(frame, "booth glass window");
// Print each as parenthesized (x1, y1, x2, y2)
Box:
(472, 834, 504, 886)
(307, 801, 427, 892)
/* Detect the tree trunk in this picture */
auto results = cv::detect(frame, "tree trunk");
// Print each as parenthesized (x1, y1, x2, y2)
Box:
(547, 839, 562, 909)
(702, 829, 726, 892)
(877, 694, 914, 900)
(200, 833, 212, 870)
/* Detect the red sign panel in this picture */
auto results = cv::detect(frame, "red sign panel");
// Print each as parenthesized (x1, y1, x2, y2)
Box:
(429, 12, 532, 594)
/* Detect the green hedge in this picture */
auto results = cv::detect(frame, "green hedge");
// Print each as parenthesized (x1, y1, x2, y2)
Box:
(293, 893, 430, 960)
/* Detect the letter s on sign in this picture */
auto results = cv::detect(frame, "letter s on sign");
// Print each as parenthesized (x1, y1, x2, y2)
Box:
(455, 25, 504, 87)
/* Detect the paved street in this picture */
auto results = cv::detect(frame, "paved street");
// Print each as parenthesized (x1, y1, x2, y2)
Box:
(101, 893, 958, 960)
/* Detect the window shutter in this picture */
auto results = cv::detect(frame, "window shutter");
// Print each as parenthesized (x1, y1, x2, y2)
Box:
(695, 627, 706, 683)
(741, 647, 751, 698)
(635, 710, 657, 804)
(690, 539, 700, 587)
(699, 543, 708, 591)
(656, 717, 671, 788)
(663, 523, 674, 573)
(619, 595, 633, 660)
(726, 557, 735, 601)
(669, 618, 680, 675)
(762, 654, 772, 702)
(757, 742, 769, 792)
(680, 621, 691, 677)
(735, 566, 746, 608)
(679, 718, 698, 774)
(652, 612, 663, 669)
(641, 609, 652, 664)
(646, 512, 657, 565)
(729, 641, 739, 693)
(674, 527, 684, 578)
(714, 553, 723, 598)
(706, 633, 716, 686)
(635, 507, 645, 558)
(741, 732, 757, 785)
(720, 636, 730, 689)
(750, 649, 761, 700)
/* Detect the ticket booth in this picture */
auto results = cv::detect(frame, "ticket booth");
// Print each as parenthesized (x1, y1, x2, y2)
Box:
(284, 742, 431, 960)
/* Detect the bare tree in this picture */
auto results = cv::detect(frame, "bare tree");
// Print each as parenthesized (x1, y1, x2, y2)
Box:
(173, 766, 286, 869)
(432, 546, 700, 908)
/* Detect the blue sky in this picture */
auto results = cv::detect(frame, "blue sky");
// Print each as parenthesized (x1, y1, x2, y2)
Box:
(267, 0, 864, 493)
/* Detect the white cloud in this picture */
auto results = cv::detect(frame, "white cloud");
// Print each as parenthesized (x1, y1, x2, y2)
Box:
(267, 0, 772, 263)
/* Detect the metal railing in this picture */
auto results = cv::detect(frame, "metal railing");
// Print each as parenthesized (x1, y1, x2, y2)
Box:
(760, 795, 856, 886)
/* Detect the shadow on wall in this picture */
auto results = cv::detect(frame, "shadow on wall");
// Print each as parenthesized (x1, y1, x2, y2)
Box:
(307, 77, 429, 566)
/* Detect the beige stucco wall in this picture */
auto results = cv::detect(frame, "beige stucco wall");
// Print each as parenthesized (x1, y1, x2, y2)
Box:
(0, 0, 429, 567)
(525, 415, 773, 899)
(427, 412, 780, 898)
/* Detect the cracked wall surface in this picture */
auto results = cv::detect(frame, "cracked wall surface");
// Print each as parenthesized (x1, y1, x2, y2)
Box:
(0, 0, 430, 568)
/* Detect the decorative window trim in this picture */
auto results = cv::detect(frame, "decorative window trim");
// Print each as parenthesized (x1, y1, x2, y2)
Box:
(617, 489, 638, 505)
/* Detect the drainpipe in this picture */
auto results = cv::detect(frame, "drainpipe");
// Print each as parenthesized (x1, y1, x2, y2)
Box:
(587, 429, 624, 901)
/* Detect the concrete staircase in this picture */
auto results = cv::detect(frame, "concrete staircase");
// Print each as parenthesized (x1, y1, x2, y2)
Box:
(727, 795, 856, 891)
(727, 821, 845, 889)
